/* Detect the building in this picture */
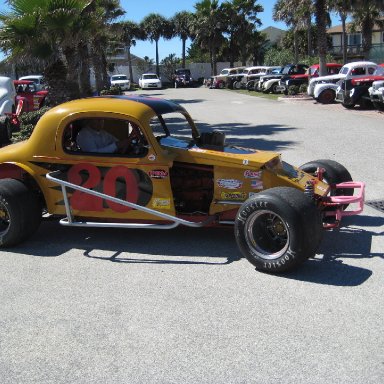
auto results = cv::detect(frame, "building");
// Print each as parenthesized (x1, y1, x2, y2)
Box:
(327, 20, 384, 63)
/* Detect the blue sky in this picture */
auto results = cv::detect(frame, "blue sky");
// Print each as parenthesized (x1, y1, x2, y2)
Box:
(0, 0, 342, 61)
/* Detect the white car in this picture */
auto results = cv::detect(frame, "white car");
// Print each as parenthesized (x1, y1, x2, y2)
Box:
(19, 75, 45, 91)
(307, 61, 377, 104)
(369, 79, 384, 110)
(138, 73, 162, 89)
(110, 74, 130, 91)
(0, 76, 18, 146)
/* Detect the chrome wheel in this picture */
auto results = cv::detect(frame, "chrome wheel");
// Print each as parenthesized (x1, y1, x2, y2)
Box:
(244, 209, 289, 260)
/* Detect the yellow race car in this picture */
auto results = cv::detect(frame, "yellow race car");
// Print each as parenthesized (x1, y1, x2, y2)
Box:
(0, 95, 365, 273)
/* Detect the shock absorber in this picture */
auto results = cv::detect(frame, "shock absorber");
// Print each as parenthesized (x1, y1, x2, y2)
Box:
(304, 180, 315, 200)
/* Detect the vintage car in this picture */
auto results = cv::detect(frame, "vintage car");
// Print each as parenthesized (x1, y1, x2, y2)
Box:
(259, 64, 309, 94)
(211, 66, 245, 89)
(277, 63, 342, 95)
(18, 75, 45, 91)
(307, 61, 378, 104)
(110, 74, 131, 91)
(0, 76, 21, 147)
(173, 68, 194, 88)
(232, 66, 281, 90)
(0, 96, 365, 273)
(335, 64, 384, 108)
(14, 80, 49, 112)
(369, 78, 384, 110)
(138, 73, 162, 89)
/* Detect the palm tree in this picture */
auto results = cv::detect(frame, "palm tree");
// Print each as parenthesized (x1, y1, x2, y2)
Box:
(118, 20, 144, 82)
(0, 0, 123, 103)
(314, 0, 328, 75)
(141, 13, 173, 76)
(222, 0, 263, 66)
(171, 11, 195, 68)
(329, 0, 351, 64)
(273, 0, 302, 63)
(193, 0, 225, 76)
(350, 1, 384, 60)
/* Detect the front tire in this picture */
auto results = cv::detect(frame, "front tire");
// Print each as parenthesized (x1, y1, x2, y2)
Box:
(299, 159, 353, 211)
(0, 179, 42, 247)
(235, 187, 322, 273)
(0, 116, 12, 147)
(317, 89, 335, 104)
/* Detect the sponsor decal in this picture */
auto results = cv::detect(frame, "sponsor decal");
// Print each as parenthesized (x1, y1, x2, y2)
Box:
(217, 179, 243, 189)
(243, 159, 249, 165)
(221, 191, 247, 201)
(244, 170, 262, 179)
(251, 180, 263, 189)
(148, 169, 168, 179)
(148, 154, 156, 161)
(152, 198, 171, 209)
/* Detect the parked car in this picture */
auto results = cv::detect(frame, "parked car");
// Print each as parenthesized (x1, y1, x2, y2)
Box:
(138, 73, 162, 89)
(233, 66, 281, 90)
(110, 74, 131, 91)
(0, 95, 365, 273)
(277, 63, 342, 95)
(14, 80, 49, 112)
(259, 64, 309, 93)
(369, 77, 384, 110)
(18, 75, 45, 91)
(335, 64, 384, 109)
(0, 76, 19, 146)
(211, 66, 245, 89)
(308, 61, 378, 104)
(174, 68, 194, 88)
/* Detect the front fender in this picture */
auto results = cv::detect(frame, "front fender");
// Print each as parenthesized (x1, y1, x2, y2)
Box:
(0, 99, 15, 115)
(314, 83, 338, 98)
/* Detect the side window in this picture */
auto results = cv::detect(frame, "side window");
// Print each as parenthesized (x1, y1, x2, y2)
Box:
(368, 67, 376, 75)
(62, 118, 148, 157)
(351, 67, 365, 76)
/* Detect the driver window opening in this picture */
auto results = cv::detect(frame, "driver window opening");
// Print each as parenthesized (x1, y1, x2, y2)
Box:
(63, 118, 148, 157)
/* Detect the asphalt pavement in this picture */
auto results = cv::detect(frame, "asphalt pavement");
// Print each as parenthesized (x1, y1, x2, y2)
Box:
(0, 86, 383, 384)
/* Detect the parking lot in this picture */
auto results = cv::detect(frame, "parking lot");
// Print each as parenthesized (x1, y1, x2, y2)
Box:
(0, 86, 383, 384)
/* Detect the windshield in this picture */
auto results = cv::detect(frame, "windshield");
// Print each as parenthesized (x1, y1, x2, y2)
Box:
(143, 74, 158, 80)
(150, 111, 257, 155)
(374, 66, 384, 76)
(150, 112, 198, 149)
(112, 75, 127, 81)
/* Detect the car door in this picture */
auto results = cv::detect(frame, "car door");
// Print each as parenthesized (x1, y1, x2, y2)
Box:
(55, 115, 176, 222)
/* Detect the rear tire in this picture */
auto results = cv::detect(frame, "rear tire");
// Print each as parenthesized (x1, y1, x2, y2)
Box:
(235, 187, 323, 273)
(372, 101, 384, 111)
(0, 179, 42, 247)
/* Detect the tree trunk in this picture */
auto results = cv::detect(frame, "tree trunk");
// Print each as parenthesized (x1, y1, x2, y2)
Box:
(315, 0, 328, 76)
(341, 14, 347, 64)
(155, 39, 160, 76)
(293, 30, 299, 64)
(182, 38, 186, 68)
(127, 47, 134, 82)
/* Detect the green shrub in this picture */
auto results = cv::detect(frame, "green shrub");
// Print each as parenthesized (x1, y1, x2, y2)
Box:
(100, 85, 123, 95)
(299, 83, 308, 94)
(12, 107, 51, 143)
(287, 85, 299, 95)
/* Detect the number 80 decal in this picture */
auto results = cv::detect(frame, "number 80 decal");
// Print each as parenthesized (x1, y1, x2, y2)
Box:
(68, 163, 142, 213)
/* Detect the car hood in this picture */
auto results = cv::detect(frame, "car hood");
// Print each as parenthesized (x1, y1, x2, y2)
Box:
(112, 80, 130, 84)
(310, 73, 345, 83)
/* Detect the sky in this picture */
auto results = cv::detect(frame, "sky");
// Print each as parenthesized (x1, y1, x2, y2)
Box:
(0, 0, 343, 61)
